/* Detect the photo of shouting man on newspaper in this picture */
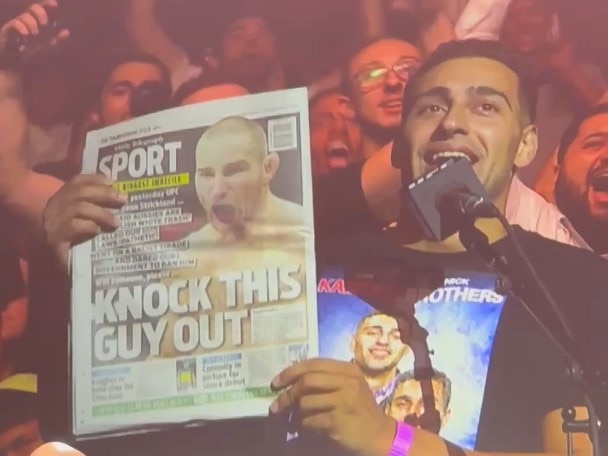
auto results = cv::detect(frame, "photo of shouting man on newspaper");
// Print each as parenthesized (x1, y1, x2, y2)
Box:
(190, 115, 306, 243)
(158, 115, 310, 360)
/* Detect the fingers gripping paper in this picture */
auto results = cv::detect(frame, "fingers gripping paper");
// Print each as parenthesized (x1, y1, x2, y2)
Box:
(70, 88, 318, 437)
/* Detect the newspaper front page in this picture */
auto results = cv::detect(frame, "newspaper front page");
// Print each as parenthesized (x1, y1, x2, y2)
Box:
(70, 88, 317, 437)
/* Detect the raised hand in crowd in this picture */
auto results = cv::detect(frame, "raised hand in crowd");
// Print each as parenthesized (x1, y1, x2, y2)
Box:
(42, 174, 127, 269)
(0, 0, 69, 57)
(0, 1, 70, 237)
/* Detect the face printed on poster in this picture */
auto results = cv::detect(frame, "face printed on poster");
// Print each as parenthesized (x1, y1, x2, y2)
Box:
(317, 266, 506, 450)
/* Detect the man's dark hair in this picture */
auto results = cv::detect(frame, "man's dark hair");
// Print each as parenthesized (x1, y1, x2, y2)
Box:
(93, 51, 172, 103)
(556, 103, 608, 165)
(0, 390, 37, 433)
(308, 88, 349, 111)
(340, 36, 418, 96)
(173, 69, 245, 106)
(355, 311, 386, 335)
(401, 39, 538, 124)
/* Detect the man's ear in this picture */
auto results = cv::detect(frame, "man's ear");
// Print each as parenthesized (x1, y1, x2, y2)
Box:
(514, 124, 538, 168)
(262, 153, 280, 183)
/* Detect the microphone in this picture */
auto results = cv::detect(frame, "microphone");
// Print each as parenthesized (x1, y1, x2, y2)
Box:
(403, 158, 499, 241)
(441, 188, 497, 219)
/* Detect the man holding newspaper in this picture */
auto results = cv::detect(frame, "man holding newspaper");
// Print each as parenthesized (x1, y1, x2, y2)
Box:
(42, 39, 608, 456)
(64, 86, 317, 442)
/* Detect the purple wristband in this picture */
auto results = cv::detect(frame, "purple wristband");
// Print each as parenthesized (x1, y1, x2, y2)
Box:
(388, 421, 414, 456)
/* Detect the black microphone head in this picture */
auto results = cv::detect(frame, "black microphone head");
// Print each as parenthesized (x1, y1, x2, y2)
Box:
(403, 158, 490, 241)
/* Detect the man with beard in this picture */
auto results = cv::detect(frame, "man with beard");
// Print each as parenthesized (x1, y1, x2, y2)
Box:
(384, 369, 452, 431)
(218, 13, 290, 94)
(345, 38, 422, 159)
(351, 312, 409, 403)
(554, 104, 608, 255)
(309, 89, 362, 176)
(128, 1, 292, 94)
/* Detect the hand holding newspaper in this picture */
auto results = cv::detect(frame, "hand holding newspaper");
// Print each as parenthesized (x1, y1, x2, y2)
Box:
(70, 88, 318, 438)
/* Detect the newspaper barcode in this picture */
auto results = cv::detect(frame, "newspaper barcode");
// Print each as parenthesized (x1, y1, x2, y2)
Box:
(268, 116, 297, 152)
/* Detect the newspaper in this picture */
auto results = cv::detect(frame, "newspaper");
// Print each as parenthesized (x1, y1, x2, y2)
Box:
(70, 88, 318, 437)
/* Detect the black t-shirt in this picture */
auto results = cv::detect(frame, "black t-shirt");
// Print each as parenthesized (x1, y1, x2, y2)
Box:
(313, 161, 381, 241)
(315, 227, 608, 452)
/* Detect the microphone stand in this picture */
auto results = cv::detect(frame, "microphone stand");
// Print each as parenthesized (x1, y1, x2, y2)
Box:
(396, 313, 442, 434)
(395, 313, 467, 456)
(458, 218, 604, 456)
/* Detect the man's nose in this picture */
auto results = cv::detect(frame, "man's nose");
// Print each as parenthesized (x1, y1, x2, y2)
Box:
(210, 178, 228, 200)
(598, 145, 608, 159)
(377, 332, 390, 344)
(414, 401, 426, 417)
(329, 115, 349, 137)
(243, 33, 261, 47)
(439, 105, 469, 137)
(384, 69, 404, 91)
(125, 93, 133, 120)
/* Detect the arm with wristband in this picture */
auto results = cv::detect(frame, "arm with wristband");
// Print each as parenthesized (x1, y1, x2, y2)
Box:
(269, 359, 567, 456)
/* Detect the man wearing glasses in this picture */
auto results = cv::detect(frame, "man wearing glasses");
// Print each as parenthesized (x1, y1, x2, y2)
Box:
(345, 38, 421, 159)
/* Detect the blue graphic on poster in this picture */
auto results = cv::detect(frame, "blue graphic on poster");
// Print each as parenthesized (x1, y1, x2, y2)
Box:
(317, 266, 506, 450)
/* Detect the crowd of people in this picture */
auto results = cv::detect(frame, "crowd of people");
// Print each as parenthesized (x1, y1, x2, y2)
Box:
(0, 0, 607, 455)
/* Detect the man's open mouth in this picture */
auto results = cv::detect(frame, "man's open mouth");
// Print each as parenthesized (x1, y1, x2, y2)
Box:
(211, 204, 237, 224)
(370, 348, 390, 358)
(327, 141, 350, 169)
(590, 172, 608, 193)
(424, 150, 478, 167)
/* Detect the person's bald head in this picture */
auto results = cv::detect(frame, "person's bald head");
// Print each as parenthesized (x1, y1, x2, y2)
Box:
(196, 116, 269, 164)
(174, 70, 250, 106)
(194, 117, 280, 234)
